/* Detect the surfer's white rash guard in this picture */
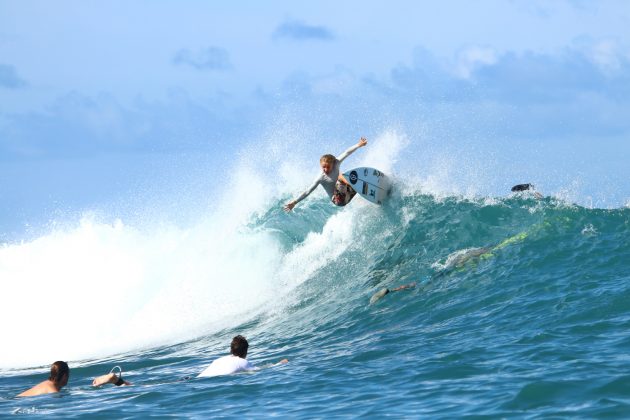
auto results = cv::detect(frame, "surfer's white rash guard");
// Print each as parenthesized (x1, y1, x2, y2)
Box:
(197, 355, 257, 378)
(293, 143, 362, 204)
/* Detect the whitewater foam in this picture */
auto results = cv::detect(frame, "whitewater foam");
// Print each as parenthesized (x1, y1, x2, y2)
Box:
(0, 213, 288, 369)
(0, 129, 408, 370)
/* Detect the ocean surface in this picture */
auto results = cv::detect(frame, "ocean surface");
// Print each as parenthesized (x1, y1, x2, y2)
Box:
(2, 180, 630, 418)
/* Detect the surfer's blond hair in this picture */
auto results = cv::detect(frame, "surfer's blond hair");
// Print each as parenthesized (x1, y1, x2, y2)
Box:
(320, 154, 335, 164)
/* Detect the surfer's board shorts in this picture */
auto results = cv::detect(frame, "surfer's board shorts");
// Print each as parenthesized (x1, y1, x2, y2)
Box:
(332, 181, 357, 206)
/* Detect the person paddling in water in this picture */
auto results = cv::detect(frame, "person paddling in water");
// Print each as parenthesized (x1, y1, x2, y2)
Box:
(17, 361, 69, 397)
(284, 137, 368, 211)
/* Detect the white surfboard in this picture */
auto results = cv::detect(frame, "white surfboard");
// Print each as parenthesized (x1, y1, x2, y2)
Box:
(343, 167, 391, 205)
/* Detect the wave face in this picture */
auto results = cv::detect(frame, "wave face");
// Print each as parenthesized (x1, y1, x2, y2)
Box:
(2, 132, 630, 416)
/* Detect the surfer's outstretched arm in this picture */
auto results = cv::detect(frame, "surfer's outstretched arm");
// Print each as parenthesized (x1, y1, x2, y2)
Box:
(337, 137, 367, 163)
(390, 283, 416, 292)
(369, 282, 416, 304)
(92, 366, 132, 387)
(284, 176, 321, 211)
(257, 359, 289, 370)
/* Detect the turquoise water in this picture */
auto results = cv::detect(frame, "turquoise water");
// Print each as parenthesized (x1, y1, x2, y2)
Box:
(2, 192, 630, 417)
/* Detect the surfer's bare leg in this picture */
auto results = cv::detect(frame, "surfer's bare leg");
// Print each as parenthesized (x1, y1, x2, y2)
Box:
(332, 180, 357, 206)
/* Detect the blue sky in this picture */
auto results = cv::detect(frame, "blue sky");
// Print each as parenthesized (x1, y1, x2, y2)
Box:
(2, 0, 629, 154)
(1, 0, 630, 231)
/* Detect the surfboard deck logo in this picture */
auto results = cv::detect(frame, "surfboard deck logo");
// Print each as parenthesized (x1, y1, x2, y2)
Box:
(343, 167, 391, 205)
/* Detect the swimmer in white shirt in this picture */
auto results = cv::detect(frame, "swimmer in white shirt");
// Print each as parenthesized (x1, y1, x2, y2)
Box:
(198, 335, 288, 378)
(284, 137, 368, 211)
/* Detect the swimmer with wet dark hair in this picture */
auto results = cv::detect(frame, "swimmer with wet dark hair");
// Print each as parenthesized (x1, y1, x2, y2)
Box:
(511, 183, 534, 192)
(511, 183, 543, 199)
(17, 361, 70, 397)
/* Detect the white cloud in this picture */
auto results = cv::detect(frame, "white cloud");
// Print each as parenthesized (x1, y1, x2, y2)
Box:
(173, 47, 232, 71)
(0, 64, 27, 88)
(272, 20, 334, 41)
(572, 36, 630, 75)
(454, 46, 498, 79)
(588, 39, 622, 73)
(310, 68, 357, 95)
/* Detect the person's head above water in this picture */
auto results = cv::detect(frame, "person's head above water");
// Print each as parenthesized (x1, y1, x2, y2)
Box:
(511, 183, 534, 192)
(231, 335, 249, 358)
(511, 183, 543, 199)
(49, 361, 70, 388)
(16, 361, 70, 397)
(320, 154, 336, 175)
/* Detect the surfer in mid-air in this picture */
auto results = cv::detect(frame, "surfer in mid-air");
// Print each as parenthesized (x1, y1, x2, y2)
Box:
(284, 137, 368, 211)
